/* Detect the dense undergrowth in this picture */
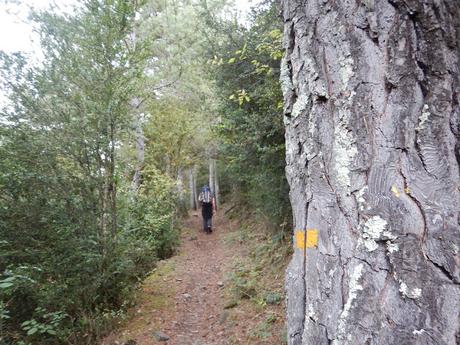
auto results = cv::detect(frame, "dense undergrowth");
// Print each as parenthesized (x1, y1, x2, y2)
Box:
(0, 1, 182, 344)
(207, 0, 292, 233)
(0, 162, 180, 345)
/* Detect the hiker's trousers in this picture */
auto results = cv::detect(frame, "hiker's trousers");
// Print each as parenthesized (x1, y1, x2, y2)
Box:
(203, 217, 212, 230)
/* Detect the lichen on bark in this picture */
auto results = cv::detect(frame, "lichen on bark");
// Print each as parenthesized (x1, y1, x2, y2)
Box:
(281, 0, 460, 344)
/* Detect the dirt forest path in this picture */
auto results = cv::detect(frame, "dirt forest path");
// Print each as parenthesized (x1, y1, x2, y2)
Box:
(102, 208, 286, 345)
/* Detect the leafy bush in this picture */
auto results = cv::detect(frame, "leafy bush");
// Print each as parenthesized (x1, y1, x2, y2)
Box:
(206, 0, 292, 232)
(119, 167, 180, 264)
(0, 1, 181, 343)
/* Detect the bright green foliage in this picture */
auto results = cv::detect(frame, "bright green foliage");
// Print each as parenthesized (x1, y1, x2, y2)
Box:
(118, 168, 179, 261)
(0, 1, 180, 343)
(206, 1, 291, 232)
(143, 97, 209, 177)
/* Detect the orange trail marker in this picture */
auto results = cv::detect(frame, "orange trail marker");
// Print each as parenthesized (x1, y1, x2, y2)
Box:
(295, 229, 318, 249)
(295, 231, 305, 249)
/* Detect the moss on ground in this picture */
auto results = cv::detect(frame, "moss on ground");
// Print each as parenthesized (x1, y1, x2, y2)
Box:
(221, 219, 291, 344)
(116, 258, 177, 342)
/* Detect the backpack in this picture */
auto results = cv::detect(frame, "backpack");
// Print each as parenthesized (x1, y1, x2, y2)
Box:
(199, 187, 213, 204)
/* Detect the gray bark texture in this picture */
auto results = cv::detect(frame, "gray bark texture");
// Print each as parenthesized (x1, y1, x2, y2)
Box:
(189, 167, 197, 210)
(281, 1, 460, 345)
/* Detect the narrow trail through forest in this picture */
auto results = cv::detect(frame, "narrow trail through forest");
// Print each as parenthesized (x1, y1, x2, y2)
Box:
(102, 209, 285, 345)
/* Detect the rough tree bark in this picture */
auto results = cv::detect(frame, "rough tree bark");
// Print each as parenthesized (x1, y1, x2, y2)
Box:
(281, 1, 460, 344)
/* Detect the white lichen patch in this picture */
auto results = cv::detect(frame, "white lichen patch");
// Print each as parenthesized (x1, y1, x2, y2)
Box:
(292, 94, 310, 118)
(358, 216, 390, 252)
(387, 242, 399, 253)
(399, 281, 422, 299)
(339, 55, 354, 88)
(412, 288, 422, 298)
(334, 135, 358, 190)
(416, 104, 430, 131)
(334, 105, 358, 191)
(280, 57, 293, 96)
(332, 39, 357, 194)
(361, 238, 379, 252)
(382, 230, 397, 240)
(413, 329, 426, 335)
(333, 263, 364, 345)
(363, 216, 387, 238)
(308, 304, 315, 319)
(355, 186, 368, 211)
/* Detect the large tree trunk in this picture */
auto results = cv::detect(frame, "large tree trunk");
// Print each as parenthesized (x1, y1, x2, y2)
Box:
(281, 1, 460, 345)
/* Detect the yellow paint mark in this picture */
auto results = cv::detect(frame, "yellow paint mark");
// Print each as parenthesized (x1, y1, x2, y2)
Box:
(295, 231, 305, 249)
(404, 187, 410, 194)
(391, 185, 400, 198)
(295, 229, 318, 249)
(306, 229, 318, 248)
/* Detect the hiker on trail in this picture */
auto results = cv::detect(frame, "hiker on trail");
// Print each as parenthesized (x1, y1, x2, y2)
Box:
(198, 185, 216, 233)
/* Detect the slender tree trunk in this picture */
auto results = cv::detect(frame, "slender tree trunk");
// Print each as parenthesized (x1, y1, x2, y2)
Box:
(131, 106, 144, 191)
(281, 1, 460, 345)
(189, 167, 196, 210)
(189, 167, 194, 209)
(177, 167, 185, 205)
(108, 112, 117, 239)
(193, 164, 199, 209)
(209, 158, 215, 196)
(214, 160, 220, 210)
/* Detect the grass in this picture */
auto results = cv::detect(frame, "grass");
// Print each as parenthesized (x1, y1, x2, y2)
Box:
(221, 216, 291, 344)
(114, 258, 177, 342)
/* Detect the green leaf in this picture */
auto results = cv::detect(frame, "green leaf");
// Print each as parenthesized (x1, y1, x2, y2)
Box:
(0, 282, 14, 289)
(27, 327, 38, 335)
